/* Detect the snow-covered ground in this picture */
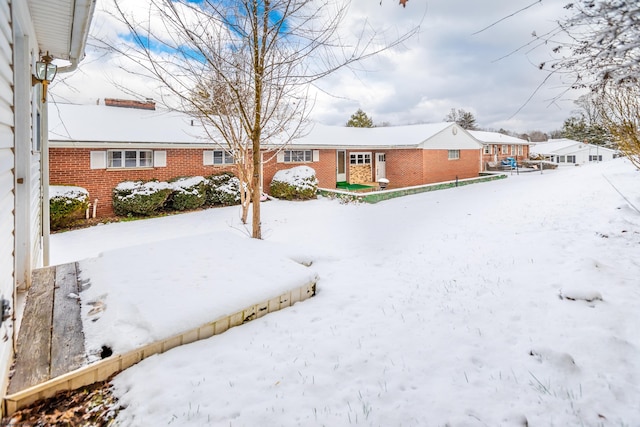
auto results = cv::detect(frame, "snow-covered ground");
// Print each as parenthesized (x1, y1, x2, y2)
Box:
(51, 159, 640, 426)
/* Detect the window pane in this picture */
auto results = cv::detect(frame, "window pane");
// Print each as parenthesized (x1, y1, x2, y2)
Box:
(304, 150, 312, 162)
(213, 151, 223, 164)
(109, 151, 122, 168)
(139, 151, 152, 167)
(125, 151, 137, 167)
(224, 152, 234, 164)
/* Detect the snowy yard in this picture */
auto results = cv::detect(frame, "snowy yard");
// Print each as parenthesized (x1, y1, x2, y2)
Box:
(51, 159, 640, 426)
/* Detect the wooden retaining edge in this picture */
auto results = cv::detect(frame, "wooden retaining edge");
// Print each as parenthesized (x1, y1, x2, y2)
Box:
(3, 280, 317, 415)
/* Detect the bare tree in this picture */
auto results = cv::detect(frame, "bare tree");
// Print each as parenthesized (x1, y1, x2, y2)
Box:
(105, 0, 418, 238)
(595, 85, 640, 169)
(546, 1, 640, 91)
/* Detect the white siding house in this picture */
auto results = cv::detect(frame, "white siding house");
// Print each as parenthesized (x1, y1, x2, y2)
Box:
(0, 0, 94, 408)
(531, 139, 618, 166)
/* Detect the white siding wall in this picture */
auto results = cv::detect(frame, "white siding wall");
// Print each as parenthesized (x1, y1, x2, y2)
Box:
(0, 0, 14, 402)
(13, 17, 41, 291)
(422, 125, 484, 150)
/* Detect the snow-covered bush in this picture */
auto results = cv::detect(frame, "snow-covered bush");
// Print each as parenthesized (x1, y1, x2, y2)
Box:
(206, 172, 241, 206)
(113, 180, 173, 216)
(270, 166, 318, 200)
(168, 176, 207, 211)
(50, 185, 90, 230)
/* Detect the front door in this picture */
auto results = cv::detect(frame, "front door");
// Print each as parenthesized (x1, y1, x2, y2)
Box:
(336, 150, 346, 182)
(375, 153, 386, 181)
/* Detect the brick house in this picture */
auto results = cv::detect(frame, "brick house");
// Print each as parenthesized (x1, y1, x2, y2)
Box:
(262, 123, 483, 191)
(49, 101, 483, 218)
(468, 130, 531, 170)
(49, 100, 236, 218)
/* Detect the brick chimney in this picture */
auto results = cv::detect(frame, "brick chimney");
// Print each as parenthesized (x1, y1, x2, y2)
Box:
(104, 98, 156, 110)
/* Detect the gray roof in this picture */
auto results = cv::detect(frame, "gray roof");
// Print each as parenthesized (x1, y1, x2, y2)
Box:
(49, 103, 210, 145)
(468, 130, 529, 145)
(49, 102, 482, 150)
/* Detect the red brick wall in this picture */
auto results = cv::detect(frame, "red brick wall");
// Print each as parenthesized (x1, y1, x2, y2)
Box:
(51, 146, 481, 218)
(262, 149, 336, 192)
(384, 149, 424, 188)
(423, 149, 480, 183)
(50, 147, 235, 217)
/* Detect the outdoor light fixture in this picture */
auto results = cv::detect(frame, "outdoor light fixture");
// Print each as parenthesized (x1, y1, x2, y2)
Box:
(32, 53, 57, 103)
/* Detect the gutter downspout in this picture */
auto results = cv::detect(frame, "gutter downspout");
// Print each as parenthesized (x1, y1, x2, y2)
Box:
(42, 107, 50, 266)
(41, 61, 76, 267)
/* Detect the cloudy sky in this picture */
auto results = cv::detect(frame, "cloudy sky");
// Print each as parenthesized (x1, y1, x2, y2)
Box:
(50, 0, 583, 134)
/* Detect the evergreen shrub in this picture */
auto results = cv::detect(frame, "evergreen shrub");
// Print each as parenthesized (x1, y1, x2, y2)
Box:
(112, 180, 172, 216)
(50, 186, 90, 230)
(270, 166, 318, 200)
(169, 176, 207, 210)
(206, 172, 241, 206)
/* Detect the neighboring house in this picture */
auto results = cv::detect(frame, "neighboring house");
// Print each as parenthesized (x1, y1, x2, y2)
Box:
(468, 130, 531, 170)
(263, 122, 483, 191)
(50, 103, 483, 217)
(49, 100, 236, 218)
(531, 138, 618, 166)
(0, 0, 95, 409)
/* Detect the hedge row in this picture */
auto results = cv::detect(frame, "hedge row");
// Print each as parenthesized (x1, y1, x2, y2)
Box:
(113, 172, 241, 217)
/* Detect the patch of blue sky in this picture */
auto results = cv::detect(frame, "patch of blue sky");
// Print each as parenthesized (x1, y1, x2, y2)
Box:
(217, 0, 290, 36)
(121, 33, 206, 63)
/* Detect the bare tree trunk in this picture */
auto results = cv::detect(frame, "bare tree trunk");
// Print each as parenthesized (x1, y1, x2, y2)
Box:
(237, 152, 252, 224)
(251, 142, 261, 239)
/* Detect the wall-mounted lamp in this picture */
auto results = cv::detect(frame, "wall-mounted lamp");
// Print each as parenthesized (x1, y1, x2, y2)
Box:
(32, 53, 57, 103)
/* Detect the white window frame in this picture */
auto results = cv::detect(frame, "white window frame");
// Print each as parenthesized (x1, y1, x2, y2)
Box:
(566, 155, 576, 163)
(483, 145, 491, 155)
(349, 152, 372, 165)
(283, 149, 313, 163)
(517, 145, 523, 156)
(107, 150, 153, 169)
(501, 145, 508, 154)
(448, 149, 460, 160)
(213, 150, 234, 165)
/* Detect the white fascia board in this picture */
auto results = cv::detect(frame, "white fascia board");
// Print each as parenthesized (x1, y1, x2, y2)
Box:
(68, 0, 96, 62)
(262, 144, 418, 150)
(49, 140, 223, 149)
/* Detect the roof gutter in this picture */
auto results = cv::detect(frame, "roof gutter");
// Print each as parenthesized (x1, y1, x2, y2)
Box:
(57, 0, 97, 74)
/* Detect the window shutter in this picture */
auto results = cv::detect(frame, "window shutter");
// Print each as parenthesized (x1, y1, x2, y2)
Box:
(312, 150, 320, 162)
(276, 151, 285, 163)
(90, 151, 106, 169)
(203, 151, 213, 165)
(154, 151, 167, 167)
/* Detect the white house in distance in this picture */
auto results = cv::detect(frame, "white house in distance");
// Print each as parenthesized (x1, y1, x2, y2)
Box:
(531, 138, 618, 166)
(0, 0, 95, 409)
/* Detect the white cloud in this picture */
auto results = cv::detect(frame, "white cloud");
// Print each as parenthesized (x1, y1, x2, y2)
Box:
(51, 0, 583, 133)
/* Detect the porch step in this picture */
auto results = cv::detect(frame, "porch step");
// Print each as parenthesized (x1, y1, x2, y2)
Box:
(8, 263, 85, 395)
